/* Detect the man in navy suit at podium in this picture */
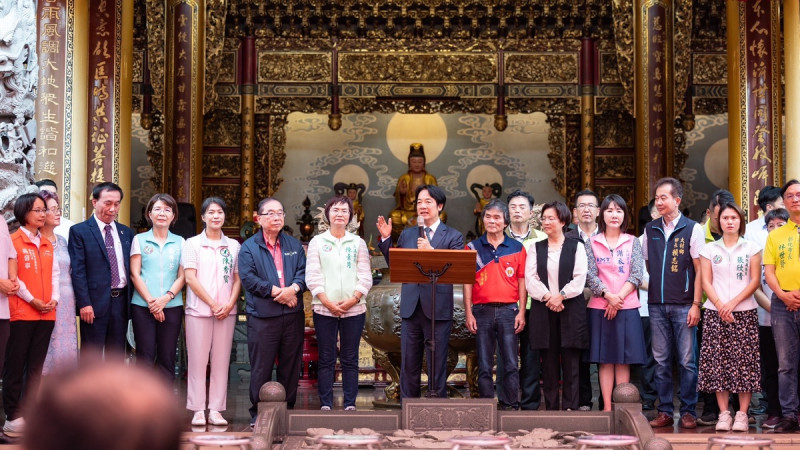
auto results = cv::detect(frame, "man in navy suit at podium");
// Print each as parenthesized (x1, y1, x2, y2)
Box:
(377, 184, 464, 399)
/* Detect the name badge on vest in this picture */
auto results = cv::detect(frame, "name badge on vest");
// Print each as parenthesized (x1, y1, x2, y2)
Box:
(277, 270, 282, 279)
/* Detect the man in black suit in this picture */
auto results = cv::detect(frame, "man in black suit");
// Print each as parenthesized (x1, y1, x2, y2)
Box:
(68, 182, 133, 357)
(377, 184, 464, 398)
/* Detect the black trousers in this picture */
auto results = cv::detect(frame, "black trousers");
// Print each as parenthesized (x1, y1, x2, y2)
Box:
(131, 305, 184, 380)
(79, 291, 128, 359)
(3, 320, 54, 420)
(539, 312, 582, 410)
(0, 319, 10, 380)
(400, 302, 452, 399)
(759, 325, 780, 417)
(247, 312, 304, 420)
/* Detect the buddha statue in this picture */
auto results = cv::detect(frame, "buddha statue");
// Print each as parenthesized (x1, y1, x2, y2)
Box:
(471, 182, 502, 235)
(389, 143, 441, 240)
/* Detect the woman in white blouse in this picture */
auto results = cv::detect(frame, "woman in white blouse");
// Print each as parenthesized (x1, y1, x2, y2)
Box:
(305, 196, 372, 411)
(698, 202, 761, 432)
(182, 197, 241, 427)
(525, 201, 588, 411)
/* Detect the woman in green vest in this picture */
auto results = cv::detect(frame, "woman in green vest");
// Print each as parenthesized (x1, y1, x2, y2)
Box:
(305, 195, 372, 411)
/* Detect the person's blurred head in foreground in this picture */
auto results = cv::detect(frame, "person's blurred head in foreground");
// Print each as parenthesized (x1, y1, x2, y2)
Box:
(24, 352, 182, 450)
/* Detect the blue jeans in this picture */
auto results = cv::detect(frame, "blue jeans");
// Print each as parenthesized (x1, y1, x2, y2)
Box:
(497, 311, 542, 410)
(473, 303, 520, 409)
(649, 303, 698, 417)
(313, 312, 366, 408)
(770, 295, 800, 419)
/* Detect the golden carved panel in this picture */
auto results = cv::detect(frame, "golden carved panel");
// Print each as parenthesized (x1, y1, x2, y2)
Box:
(505, 53, 578, 83)
(611, 0, 634, 114)
(258, 53, 331, 82)
(203, 110, 242, 147)
(595, 112, 634, 147)
(599, 52, 620, 84)
(694, 98, 727, 115)
(203, 154, 241, 178)
(204, 0, 228, 114)
(674, 0, 693, 118)
(340, 98, 496, 115)
(693, 53, 727, 84)
(255, 97, 329, 115)
(596, 155, 635, 178)
(217, 51, 236, 83)
(338, 53, 496, 83)
(506, 98, 580, 116)
(214, 96, 241, 113)
(132, 51, 143, 83)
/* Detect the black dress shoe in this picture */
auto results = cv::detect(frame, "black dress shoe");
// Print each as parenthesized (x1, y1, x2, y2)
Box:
(774, 416, 800, 433)
(642, 401, 655, 411)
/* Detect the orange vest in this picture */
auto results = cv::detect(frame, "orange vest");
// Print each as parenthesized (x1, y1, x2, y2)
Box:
(10, 230, 56, 321)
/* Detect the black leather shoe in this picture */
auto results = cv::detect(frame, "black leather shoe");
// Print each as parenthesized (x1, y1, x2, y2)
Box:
(774, 416, 800, 433)
(642, 400, 655, 411)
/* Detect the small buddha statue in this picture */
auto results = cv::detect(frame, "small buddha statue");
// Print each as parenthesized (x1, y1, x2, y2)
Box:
(471, 182, 502, 235)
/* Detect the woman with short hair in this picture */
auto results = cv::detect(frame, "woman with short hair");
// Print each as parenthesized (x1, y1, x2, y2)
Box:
(525, 201, 588, 411)
(130, 193, 185, 380)
(305, 195, 372, 411)
(3, 193, 59, 433)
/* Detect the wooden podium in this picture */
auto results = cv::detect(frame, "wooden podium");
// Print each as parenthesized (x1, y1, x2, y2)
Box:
(388, 248, 476, 397)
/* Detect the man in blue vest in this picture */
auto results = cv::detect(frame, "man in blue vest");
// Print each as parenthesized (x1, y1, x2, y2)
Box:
(644, 177, 705, 429)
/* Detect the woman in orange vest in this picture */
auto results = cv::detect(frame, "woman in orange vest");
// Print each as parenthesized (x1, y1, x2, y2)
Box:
(2, 193, 59, 434)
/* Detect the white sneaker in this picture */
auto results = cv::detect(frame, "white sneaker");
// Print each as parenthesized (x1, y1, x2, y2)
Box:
(3, 417, 24, 433)
(344, 406, 356, 411)
(191, 410, 206, 426)
(320, 406, 331, 411)
(207, 410, 228, 426)
(716, 411, 732, 431)
(732, 411, 749, 432)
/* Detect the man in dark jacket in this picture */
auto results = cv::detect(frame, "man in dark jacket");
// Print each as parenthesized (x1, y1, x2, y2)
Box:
(239, 198, 306, 425)
(377, 185, 464, 399)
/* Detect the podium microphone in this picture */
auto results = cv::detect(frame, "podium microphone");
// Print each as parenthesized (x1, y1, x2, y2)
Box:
(417, 215, 426, 239)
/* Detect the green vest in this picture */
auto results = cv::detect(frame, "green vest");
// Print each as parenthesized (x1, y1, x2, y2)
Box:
(313, 231, 362, 304)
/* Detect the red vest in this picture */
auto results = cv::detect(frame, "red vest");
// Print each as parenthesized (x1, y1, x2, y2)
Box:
(10, 230, 56, 321)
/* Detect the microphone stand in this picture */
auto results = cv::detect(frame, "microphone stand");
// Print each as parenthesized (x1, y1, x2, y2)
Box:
(413, 261, 452, 398)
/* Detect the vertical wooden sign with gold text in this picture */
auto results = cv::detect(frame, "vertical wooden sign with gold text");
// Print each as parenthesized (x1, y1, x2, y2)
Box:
(727, 0, 782, 219)
(164, 0, 204, 209)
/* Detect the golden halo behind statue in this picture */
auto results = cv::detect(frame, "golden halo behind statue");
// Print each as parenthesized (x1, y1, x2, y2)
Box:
(386, 113, 447, 163)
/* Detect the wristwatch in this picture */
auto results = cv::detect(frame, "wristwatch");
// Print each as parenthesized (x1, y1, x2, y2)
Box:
(559, 290, 566, 297)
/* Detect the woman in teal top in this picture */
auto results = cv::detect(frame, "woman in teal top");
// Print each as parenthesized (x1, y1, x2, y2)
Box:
(130, 193, 185, 380)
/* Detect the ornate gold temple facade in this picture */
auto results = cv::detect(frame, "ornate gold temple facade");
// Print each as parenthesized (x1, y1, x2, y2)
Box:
(25, 0, 783, 230)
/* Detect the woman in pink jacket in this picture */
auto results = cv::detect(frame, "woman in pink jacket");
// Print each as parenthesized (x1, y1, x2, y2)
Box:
(585, 194, 646, 411)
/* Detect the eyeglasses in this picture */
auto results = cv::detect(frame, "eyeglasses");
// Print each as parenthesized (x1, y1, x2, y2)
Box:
(576, 203, 598, 210)
(47, 207, 62, 215)
(259, 211, 285, 218)
(330, 208, 349, 215)
(31, 209, 48, 214)
(785, 194, 800, 201)
(151, 207, 173, 215)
